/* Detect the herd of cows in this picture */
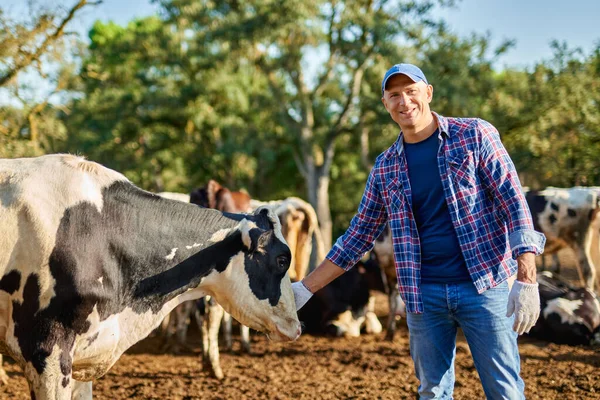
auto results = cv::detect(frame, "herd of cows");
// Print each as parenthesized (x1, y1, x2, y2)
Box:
(0, 154, 599, 399)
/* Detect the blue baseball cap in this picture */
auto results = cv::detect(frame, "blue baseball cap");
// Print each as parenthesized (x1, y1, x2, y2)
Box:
(381, 63, 428, 95)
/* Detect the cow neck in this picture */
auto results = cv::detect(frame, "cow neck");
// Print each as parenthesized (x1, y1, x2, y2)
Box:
(105, 181, 250, 303)
(132, 228, 247, 305)
(51, 180, 252, 317)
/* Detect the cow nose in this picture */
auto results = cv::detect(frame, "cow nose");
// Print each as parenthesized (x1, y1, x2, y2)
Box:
(275, 321, 302, 341)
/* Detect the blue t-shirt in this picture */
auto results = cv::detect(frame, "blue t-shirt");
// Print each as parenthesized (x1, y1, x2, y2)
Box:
(404, 130, 471, 284)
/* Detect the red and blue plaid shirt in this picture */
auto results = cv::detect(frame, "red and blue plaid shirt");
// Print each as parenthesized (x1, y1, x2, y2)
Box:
(326, 113, 546, 313)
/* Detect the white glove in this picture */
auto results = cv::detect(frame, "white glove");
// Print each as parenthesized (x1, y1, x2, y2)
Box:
(291, 281, 313, 311)
(506, 280, 540, 335)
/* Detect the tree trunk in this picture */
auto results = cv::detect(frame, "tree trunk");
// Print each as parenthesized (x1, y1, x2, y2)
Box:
(305, 163, 333, 249)
(316, 173, 332, 249)
(305, 165, 333, 270)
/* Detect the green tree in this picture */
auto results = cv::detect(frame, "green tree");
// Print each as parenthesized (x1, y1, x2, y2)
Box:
(0, 0, 96, 156)
(154, 0, 463, 246)
(489, 42, 600, 188)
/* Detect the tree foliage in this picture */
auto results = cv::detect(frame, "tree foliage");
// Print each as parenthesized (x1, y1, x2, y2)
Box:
(0, 0, 95, 157)
(1, 0, 599, 240)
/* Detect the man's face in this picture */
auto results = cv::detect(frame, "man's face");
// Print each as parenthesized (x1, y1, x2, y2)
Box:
(381, 74, 433, 131)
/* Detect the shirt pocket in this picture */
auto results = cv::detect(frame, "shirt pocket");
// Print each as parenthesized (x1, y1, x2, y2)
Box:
(448, 151, 477, 189)
(385, 179, 405, 214)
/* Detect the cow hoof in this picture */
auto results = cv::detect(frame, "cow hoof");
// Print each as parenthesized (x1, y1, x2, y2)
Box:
(161, 341, 190, 354)
(384, 332, 395, 342)
(0, 369, 7, 386)
(241, 343, 252, 354)
(365, 313, 383, 334)
(213, 369, 224, 380)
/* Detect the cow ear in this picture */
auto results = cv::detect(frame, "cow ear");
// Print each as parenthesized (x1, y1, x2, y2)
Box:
(247, 228, 262, 252)
(247, 228, 271, 253)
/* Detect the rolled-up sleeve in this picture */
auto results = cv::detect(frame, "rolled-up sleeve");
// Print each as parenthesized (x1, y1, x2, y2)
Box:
(477, 119, 546, 258)
(509, 229, 546, 259)
(326, 166, 388, 270)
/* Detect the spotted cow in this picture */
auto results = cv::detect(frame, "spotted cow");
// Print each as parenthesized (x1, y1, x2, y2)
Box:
(250, 197, 326, 281)
(297, 257, 385, 338)
(528, 271, 600, 346)
(0, 154, 300, 399)
(526, 187, 600, 290)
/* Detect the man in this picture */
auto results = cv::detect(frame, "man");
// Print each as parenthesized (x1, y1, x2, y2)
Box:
(292, 63, 545, 399)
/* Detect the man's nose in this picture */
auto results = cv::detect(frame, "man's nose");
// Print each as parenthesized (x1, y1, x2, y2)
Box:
(399, 93, 408, 105)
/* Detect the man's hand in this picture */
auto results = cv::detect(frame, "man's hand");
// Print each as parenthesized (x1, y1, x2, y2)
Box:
(506, 280, 540, 335)
(291, 281, 313, 311)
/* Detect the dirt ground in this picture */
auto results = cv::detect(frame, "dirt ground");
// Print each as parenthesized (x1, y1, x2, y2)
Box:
(1, 250, 599, 399)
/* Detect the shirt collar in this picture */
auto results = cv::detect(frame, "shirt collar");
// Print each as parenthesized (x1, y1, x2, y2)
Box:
(384, 112, 450, 159)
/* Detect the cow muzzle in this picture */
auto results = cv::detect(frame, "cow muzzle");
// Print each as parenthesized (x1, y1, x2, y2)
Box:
(268, 320, 302, 342)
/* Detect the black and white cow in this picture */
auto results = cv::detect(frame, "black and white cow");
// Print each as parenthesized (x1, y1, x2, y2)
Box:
(298, 257, 385, 338)
(526, 187, 600, 290)
(528, 271, 600, 346)
(0, 154, 300, 400)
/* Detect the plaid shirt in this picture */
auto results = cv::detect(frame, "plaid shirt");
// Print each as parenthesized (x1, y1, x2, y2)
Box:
(326, 113, 546, 313)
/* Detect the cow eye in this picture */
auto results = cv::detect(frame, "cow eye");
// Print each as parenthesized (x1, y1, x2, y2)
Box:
(276, 255, 289, 270)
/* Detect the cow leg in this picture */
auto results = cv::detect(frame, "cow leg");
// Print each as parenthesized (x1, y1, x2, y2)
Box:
(71, 381, 92, 400)
(385, 286, 399, 341)
(160, 307, 178, 352)
(221, 311, 233, 352)
(156, 312, 171, 338)
(540, 254, 547, 271)
(205, 301, 224, 379)
(551, 253, 561, 274)
(364, 296, 382, 334)
(0, 355, 8, 385)
(574, 240, 596, 290)
(174, 301, 194, 351)
(197, 300, 210, 366)
(240, 325, 251, 353)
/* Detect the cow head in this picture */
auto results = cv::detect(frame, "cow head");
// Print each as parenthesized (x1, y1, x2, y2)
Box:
(202, 206, 300, 341)
(190, 180, 251, 213)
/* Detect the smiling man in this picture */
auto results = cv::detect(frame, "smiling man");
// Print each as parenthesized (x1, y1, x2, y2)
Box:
(292, 63, 546, 399)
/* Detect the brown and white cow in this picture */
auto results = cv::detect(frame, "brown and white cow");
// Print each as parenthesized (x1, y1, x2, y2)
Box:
(526, 187, 600, 290)
(0, 154, 300, 399)
(190, 179, 252, 214)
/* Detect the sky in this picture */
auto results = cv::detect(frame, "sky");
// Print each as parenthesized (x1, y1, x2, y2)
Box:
(432, 0, 600, 69)
(1, 0, 599, 104)
(3, 0, 599, 68)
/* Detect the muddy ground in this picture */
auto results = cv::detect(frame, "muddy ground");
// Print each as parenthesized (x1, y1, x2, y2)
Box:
(1, 250, 599, 399)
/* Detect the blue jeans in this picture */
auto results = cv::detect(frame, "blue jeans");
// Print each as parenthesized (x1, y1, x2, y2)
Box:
(406, 281, 525, 400)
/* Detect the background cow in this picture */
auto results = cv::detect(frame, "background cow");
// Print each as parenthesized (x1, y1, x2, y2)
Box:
(0, 154, 300, 399)
(371, 224, 407, 341)
(156, 183, 253, 379)
(251, 197, 326, 282)
(528, 271, 600, 346)
(298, 257, 385, 338)
(525, 187, 600, 290)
